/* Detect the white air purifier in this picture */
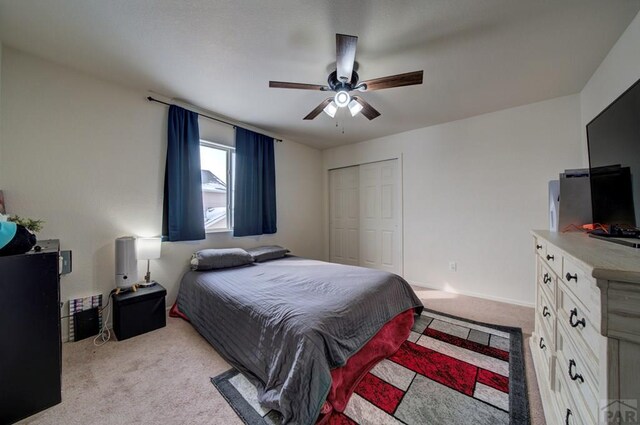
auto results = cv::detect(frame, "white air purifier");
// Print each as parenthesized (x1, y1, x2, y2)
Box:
(115, 237, 138, 288)
(549, 180, 560, 232)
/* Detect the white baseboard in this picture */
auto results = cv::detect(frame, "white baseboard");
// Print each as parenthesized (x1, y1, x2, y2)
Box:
(408, 280, 535, 308)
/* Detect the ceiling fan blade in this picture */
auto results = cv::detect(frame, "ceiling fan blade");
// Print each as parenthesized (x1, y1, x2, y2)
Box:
(353, 96, 381, 120)
(360, 70, 423, 91)
(269, 81, 329, 91)
(336, 34, 358, 83)
(303, 98, 334, 120)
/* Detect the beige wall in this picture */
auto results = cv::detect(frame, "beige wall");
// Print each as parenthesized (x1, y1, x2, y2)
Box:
(324, 9, 640, 304)
(580, 10, 640, 164)
(323, 95, 582, 306)
(0, 47, 323, 338)
(321, 10, 640, 307)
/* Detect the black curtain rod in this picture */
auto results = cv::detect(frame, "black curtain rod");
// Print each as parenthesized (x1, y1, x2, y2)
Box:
(147, 96, 282, 142)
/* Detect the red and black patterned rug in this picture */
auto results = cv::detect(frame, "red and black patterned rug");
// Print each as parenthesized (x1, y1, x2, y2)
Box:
(211, 309, 529, 425)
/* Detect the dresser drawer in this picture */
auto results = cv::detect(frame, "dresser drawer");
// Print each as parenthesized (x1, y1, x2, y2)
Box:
(557, 283, 600, 362)
(537, 297, 555, 354)
(538, 259, 556, 305)
(543, 243, 563, 276)
(554, 358, 594, 425)
(534, 237, 547, 257)
(537, 285, 556, 346)
(532, 333, 553, 389)
(562, 254, 600, 317)
(557, 321, 599, 424)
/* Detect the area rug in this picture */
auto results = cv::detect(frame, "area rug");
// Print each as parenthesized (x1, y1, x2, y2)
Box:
(211, 309, 529, 425)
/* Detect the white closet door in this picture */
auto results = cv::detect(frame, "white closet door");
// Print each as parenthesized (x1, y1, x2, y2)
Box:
(359, 159, 402, 275)
(329, 166, 360, 266)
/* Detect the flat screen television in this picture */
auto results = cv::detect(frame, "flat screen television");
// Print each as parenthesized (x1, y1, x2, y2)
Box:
(586, 77, 640, 244)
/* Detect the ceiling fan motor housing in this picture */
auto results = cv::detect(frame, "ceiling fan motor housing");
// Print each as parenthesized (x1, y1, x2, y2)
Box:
(328, 70, 359, 92)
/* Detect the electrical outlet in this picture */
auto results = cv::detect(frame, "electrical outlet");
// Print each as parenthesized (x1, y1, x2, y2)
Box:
(449, 261, 457, 272)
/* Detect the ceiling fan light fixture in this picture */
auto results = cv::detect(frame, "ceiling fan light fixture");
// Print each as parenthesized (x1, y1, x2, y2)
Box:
(348, 99, 363, 116)
(334, 90, 351, 107)
(323, 101, 338, 118)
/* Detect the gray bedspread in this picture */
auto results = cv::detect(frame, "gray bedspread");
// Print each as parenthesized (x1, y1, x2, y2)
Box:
(177, 256, 423, 425)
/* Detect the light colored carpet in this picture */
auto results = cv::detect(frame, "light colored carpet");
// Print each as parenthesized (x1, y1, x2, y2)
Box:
(18, 288, 544, 425)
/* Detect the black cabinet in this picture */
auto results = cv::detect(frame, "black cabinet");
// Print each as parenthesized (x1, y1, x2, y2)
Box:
(113, 283, 166, 341)
(0, 240, 61, 425)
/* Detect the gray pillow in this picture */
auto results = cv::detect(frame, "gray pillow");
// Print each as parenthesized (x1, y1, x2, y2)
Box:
(246, 245, 290, 263)
(191, 248, 254, 271)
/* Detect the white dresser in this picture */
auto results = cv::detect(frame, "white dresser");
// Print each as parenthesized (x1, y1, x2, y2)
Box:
(530, 230, 640, 425)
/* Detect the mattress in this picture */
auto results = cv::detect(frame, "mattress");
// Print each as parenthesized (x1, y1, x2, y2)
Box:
(177, 256, 423, 424)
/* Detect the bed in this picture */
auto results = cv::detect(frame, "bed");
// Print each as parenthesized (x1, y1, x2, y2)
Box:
(175, 255, 423, 424)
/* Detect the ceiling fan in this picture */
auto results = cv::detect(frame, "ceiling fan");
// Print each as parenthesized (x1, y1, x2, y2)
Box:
(269, 34, 424, 121)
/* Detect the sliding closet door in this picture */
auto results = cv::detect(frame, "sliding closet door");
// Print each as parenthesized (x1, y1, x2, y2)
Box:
(329, 166, 360, 266)
(359, 159, 402, 275)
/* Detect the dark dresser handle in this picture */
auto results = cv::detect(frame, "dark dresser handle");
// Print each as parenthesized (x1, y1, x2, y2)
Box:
(536, 244, 542, 250)
(569, 308, 586, 328)
(566, 272, 578, 282)
(565, 408, 572, 425)
(543, 273, 551, 284)
(543, 306, 550, 317)
(539, 337, 546, 350)
(568, 359, 584, 383)
(546, 254, 554, 261)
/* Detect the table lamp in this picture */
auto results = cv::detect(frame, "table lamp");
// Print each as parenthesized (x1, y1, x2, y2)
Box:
(136, 237, 162, 287)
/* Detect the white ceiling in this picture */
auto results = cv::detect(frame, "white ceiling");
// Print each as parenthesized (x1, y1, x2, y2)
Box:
(1, 1, 639, 149)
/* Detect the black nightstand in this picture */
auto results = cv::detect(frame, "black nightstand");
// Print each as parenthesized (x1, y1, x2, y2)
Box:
(113, 283, 167, 340)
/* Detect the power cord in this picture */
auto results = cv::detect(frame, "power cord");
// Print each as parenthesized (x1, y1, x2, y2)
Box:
(561, 223, 608, 233)
(93, 289, 118, 346)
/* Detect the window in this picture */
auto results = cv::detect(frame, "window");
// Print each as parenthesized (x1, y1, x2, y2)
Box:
(200, 141, 235, 232)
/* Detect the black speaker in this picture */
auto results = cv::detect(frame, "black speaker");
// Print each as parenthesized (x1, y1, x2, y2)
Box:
(112, 284, 166, 341)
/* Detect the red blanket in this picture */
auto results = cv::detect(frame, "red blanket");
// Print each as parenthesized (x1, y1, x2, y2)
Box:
(317, 309, 415, 423)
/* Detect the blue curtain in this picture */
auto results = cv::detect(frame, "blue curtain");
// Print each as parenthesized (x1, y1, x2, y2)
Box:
(233, 128, 277, 237)
(163, 105, 205, 241)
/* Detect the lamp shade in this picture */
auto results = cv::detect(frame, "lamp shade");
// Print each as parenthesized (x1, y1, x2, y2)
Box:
(137, 237, 162, 260)
(323, 101, 338, 118)
(348, 99, 363, 116)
